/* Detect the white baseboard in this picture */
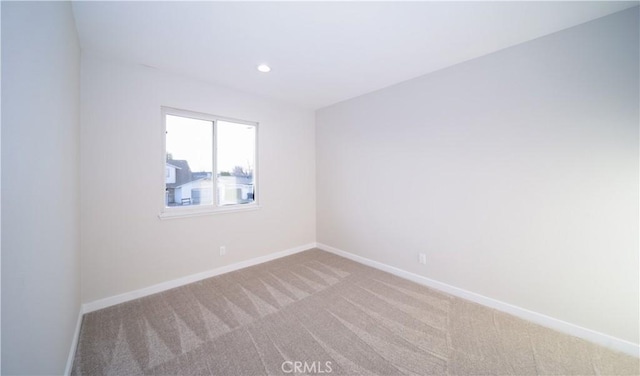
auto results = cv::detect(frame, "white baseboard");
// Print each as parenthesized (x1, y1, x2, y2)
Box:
(316, 242, 640, 358)
(82, 243, 316, 314)
(65, 308, 83, 376)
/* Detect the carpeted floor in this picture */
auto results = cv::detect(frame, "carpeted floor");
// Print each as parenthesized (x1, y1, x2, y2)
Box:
(72, 249, 639, 375)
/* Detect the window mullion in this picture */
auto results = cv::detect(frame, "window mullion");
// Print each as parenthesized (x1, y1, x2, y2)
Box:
(212, 119, 218, 208)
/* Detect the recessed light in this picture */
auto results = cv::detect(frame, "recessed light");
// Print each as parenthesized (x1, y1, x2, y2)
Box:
(257, 64, 271, 73)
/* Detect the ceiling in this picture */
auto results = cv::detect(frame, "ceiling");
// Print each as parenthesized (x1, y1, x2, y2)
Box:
(72, 1, 638, 110)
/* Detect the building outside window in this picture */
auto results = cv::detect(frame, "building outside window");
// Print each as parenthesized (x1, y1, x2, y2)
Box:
(162, 107, 257, 218)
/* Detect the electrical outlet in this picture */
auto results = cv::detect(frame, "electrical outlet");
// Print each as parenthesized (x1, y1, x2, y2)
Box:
(220, 246, 227, 256)
(418, 253, 427, 265)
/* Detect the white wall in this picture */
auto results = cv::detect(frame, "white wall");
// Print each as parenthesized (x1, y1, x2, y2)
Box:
(1, 2, 81, 374)
(317, 7, 639, 344)
(81, 56, 316, 303)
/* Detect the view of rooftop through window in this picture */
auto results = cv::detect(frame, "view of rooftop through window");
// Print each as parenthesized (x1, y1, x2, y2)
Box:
(165, 112, 256, 208)
(216, 121, 256, 206)
(166, 115, 213, 172)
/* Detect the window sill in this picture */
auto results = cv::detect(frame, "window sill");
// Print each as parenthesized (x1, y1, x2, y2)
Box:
(158, 204, 260, 220)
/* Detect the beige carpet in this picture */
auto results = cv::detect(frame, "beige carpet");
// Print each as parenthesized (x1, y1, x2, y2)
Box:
(72, 249, 639, 375)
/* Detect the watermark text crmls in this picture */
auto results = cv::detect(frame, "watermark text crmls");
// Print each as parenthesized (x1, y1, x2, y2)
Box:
(281, 360, 333, 374)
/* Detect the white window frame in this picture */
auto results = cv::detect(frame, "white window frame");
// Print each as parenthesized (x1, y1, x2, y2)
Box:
(159, 106, 259, 219)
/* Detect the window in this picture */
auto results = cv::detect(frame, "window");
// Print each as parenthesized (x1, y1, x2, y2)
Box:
(161, 107, 258, 218)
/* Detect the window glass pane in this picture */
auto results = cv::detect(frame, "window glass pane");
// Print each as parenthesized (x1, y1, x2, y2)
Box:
(165, 115, 213, 207)
(216, 121, 256, 206)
